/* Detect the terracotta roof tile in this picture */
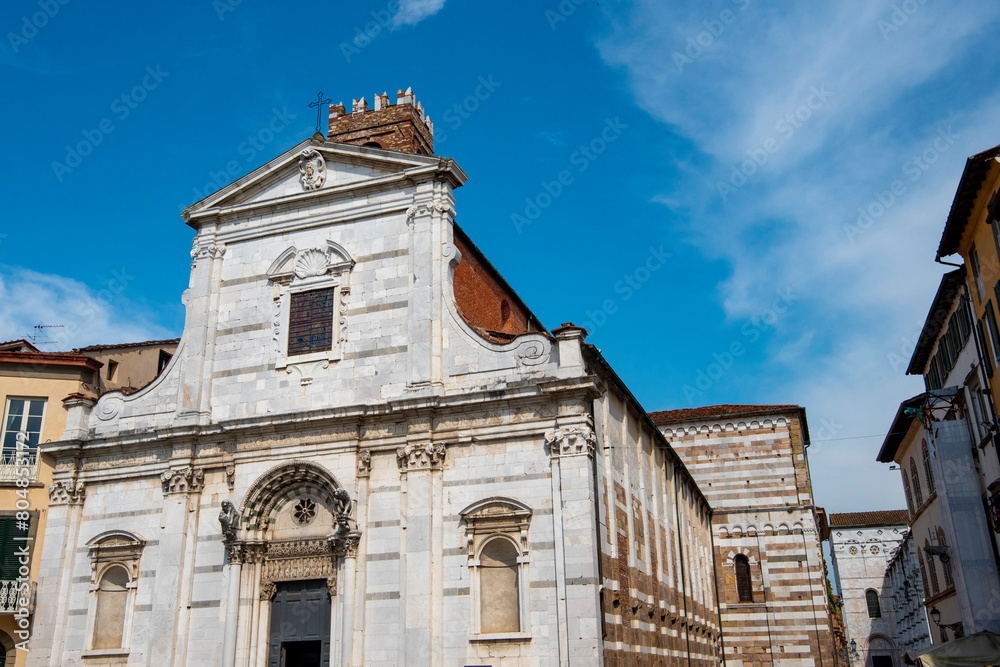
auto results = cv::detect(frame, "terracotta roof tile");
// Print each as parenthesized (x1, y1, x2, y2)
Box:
(649, 404, 802, 424)
(828, 510, 909, 527)
(73, 338, 180, 352)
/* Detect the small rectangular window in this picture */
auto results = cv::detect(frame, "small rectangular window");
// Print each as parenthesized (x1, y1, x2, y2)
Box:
(979, 318, 995, 377)
(986, 301, 1000, 363)
(157, 350, 172, 374)
(288, 288, 336, 356)
(106, 360, 119, 381)
(972, 244, 985, 303)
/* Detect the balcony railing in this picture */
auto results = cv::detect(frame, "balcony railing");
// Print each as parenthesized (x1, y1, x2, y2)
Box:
(0, 580, 35, 613)
(0, 450, 38, 484)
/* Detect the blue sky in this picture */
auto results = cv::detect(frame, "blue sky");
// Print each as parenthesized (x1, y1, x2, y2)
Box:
(2, 0, 997, 514)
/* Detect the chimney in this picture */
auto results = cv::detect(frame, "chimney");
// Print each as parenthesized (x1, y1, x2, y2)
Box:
(327, 87, 434, 155)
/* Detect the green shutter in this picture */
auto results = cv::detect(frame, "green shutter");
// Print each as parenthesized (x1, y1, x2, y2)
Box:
(0, 516, 30, 580)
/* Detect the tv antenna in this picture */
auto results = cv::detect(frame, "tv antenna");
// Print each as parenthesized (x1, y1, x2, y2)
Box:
(28, 324, 64, 347)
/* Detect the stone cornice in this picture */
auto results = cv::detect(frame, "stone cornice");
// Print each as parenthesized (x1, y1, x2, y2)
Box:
(50, 376, 595, 455)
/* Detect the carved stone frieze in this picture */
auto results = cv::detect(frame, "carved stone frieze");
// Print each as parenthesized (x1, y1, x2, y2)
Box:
(396, 443, 446, 472)
(83, 448, 172, 471)
(259, 537, 339, 600)
(48, 480, 85, 506)
(161, 467, 205, 495)
(544, 425, 597, 458)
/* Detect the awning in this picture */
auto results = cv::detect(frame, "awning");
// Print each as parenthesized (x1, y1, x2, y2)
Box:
(906, 632, 1000, 667)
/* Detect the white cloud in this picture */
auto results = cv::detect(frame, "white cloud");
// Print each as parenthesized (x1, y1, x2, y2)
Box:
(597, 0, 1000, 512)
(0, 267, 175, 350)
(393, 0, 448, 27)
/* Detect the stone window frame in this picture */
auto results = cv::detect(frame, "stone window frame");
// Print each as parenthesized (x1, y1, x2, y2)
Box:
(82, 530, 145, 659)
(267, 241, 354, 371)
(460, 497, 532, 642)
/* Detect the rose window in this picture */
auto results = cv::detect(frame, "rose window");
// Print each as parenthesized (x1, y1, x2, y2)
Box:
(293, 498, 316, 525)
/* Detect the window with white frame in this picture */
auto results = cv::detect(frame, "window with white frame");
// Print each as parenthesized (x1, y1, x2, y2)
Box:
(460, 497, 532, 640)
(1, 398, 45, 463)
(266, 242, 354, 370)
(85, 532, 144, 656)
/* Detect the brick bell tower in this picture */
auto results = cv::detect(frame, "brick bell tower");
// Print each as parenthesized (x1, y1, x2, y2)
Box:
(328, 87, 434, 155)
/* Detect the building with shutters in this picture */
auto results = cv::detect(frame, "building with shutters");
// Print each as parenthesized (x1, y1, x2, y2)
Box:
(27, 89, 725, 667)
(0, 340, 103, 667)
(827, 511, 929, 667)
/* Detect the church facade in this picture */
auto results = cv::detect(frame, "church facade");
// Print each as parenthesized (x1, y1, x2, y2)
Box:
(28, 90, 723, 666)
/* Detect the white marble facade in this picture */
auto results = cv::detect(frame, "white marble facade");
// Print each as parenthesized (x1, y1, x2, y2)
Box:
(28, 139, 718, 666)
(829, 517, 920, 667)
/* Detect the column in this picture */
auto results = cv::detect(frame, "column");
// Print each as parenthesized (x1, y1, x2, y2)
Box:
(148, 466, 203, 666)
(546, 422, 602, 667)
(397, 442, 446, 665)
(221, 542, 243, 667)
(36, 480, 85, 666)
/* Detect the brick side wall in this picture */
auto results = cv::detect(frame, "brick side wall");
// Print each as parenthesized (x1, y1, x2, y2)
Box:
(660, 413, 837, 667)
(595, 391, 723, 666)
(452, 231, 541, 340)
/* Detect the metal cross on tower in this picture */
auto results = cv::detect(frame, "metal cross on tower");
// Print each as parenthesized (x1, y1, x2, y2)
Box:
(309, 91, 332, 135)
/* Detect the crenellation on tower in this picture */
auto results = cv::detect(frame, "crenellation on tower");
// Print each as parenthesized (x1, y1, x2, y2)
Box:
(327, 86, 434, 155)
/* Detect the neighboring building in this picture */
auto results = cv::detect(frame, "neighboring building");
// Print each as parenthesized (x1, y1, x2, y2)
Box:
(73, 340, 179, 395)
(827, 510, 927, 667)
(881, 530, 931, 659)
(873, 162, 1000, 648)
(28, 89, 724, 666)
(0, 340, 102, 667)
(934, 142, 1000, 560)
(652, 404, 838, 667)
(878, 390, 1000, 642)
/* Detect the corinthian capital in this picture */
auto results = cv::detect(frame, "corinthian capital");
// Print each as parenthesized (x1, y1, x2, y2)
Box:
(544, 425, 596, 458)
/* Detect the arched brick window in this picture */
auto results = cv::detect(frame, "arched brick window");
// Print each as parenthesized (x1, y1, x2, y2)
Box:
(866, 589, 882, 618)
(735, 554, 753, 603)
(922, 440, 935, 494)
(925, 540, 940, 595)
(902, 475, 914, 515)
(910, 459, 924, 507)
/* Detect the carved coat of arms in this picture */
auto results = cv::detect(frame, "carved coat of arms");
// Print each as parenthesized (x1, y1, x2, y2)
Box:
(298, 148, 326, 190)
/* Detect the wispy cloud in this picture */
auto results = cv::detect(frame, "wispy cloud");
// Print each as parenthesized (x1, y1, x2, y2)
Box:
(0, 267, 175, 350)
(393, 0, 447, 27)
(597, 0, 1000, 511)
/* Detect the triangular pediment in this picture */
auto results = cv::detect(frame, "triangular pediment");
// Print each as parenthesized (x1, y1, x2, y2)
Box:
(183, 138, 460, 225)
